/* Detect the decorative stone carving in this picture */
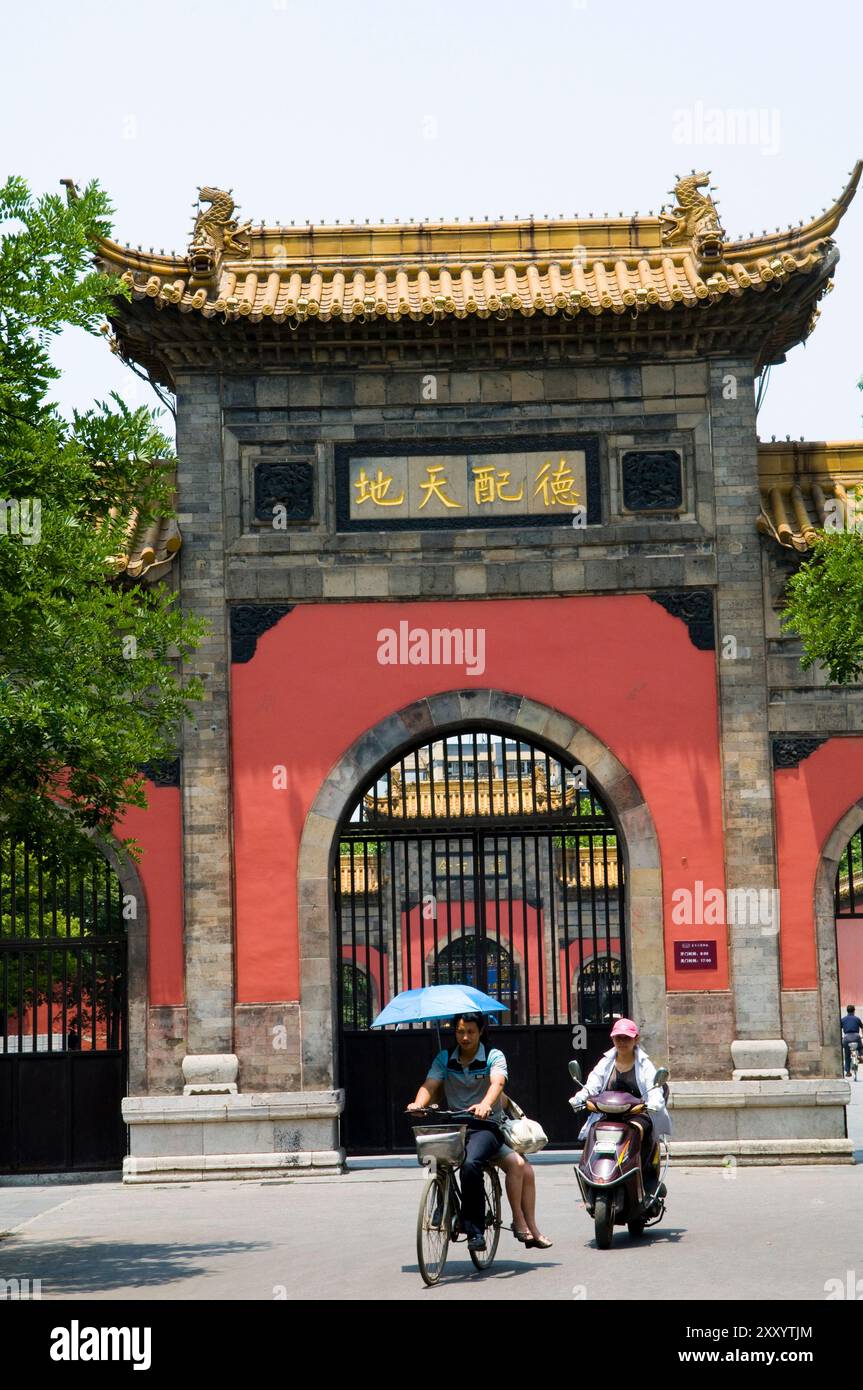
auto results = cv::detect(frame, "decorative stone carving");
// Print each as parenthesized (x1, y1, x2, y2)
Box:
(254, 461, 315, 523)
(182, 1053, 239, 1095)
(621, 450, 683, 511)
(139, 757, 181, 788)
(772, 736, 827, 769)
(187, 186, 251, 289)
(660, 172, 725, 264)
(649, 590, 715, 650)
(229, 605, 294, 664)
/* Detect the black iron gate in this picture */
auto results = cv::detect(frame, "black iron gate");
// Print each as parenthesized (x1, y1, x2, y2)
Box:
(836, 825, 863, 919)
(336, 728, 627, 1152)
(0, 836, 128, 1172)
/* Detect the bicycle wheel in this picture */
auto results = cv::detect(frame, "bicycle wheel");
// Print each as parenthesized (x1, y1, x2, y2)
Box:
(417, 1171, 450, 1287)
(469, 1167, 502, 1271)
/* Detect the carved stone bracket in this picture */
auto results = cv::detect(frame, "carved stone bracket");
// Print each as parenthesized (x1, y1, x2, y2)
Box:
(772, 736, 828, 769)
(649, 590, 715, 650)
(139, 757, 181, 788)
(230, 605, 294, 664)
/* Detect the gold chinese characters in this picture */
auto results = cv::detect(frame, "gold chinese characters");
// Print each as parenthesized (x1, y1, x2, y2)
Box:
(349, 451, 584, 521)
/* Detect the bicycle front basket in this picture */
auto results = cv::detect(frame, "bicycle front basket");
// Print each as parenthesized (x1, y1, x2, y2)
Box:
(412, 1125, 467, 1168)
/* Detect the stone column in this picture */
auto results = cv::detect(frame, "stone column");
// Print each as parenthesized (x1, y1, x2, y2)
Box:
(175, 374, 235, 1066)
(710, 359, 785, 1064)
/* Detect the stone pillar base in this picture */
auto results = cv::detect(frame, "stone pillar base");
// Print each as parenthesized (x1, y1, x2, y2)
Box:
(730, 1038, 789, 1080)
(121, 1089, 345, 1183)
(181, 1052, 239, 1095)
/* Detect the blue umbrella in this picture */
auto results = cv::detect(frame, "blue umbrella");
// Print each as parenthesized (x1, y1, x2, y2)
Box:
(370, 984, 508, 1030)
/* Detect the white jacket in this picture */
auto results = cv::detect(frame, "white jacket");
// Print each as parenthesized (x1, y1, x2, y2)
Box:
(570, 1046, 671, 1141)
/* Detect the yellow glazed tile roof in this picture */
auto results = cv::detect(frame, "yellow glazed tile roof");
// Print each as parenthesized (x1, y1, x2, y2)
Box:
(107, 508, 181, 582)
(92, 166, 860, 332)
(757, 441, 863, 551)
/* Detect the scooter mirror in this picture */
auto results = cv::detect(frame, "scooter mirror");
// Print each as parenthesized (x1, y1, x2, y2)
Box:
(653, 1067, 669, 1087)
(568, 1060, 582, 1083)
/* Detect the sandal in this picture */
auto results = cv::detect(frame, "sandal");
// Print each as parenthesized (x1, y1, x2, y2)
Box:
(512, 1227, 531, 1242)
(526, 1234, 554, 1249)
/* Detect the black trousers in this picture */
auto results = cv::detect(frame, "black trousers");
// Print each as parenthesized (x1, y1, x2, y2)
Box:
(629, 1113, 656, 1184)
(460, 1126, 502, 1237)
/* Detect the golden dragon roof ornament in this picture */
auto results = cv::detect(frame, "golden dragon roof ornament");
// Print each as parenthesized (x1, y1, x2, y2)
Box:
(187, 186, 251, 289)
(659, 172, 725, 266)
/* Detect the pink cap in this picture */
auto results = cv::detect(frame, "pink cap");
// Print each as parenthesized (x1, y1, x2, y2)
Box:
(610, 1017, 639, 1039)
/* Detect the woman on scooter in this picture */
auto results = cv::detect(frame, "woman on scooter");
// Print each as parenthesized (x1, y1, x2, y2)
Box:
(570, 1018, 671, 1176)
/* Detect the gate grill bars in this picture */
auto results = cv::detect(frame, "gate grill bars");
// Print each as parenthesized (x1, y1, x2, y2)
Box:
(836, 826, 863, 917)
(0, 837, 127, 1054)
(336, 730, 626, 1032)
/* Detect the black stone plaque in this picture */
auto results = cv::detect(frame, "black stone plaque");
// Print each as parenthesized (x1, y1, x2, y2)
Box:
(254, 460, 315, 523)
(621, 450, 683, 511)
(335, 435, 601, 531)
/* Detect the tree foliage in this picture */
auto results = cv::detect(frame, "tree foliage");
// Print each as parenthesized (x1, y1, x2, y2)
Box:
(0, 176, 203, 859)
(781, 519, 863, 685)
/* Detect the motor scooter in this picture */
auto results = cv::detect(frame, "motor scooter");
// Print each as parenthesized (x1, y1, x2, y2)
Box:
(568, 1058, 670, 1249)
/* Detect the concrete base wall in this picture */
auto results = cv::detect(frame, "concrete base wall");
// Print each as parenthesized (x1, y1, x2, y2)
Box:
(121, 1081, 853, 1179)
(668, 1079, 850, 1142)
(669, 1139, 853, 1165)
(122, 1089, 345, 1183)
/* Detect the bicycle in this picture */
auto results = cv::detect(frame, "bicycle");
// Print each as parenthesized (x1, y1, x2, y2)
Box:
(410, 1109, 503, 1286)
(851, 1039, 861, 1081)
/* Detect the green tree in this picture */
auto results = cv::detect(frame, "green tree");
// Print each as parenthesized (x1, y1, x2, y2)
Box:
(781, 519, 863, 684)
(0, 176, 203, 859)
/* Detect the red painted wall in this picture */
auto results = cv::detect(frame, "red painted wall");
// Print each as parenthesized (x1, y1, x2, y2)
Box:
(775, 739, 863, 988)
(118, 786, 184, 1006)
(231, 595, 728, 1004)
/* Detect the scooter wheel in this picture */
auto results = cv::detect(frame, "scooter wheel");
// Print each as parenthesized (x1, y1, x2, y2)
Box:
(627, 1219, 646, 1238)
(594, 1196, 614, 1249)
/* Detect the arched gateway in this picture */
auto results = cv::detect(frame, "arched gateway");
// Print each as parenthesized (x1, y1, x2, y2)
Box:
(333, 720, 634, 1152)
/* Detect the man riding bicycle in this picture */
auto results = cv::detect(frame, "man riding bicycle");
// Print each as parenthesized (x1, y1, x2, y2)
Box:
(407, 1012, 505, 1252)
(841, 1004, 863, 1078)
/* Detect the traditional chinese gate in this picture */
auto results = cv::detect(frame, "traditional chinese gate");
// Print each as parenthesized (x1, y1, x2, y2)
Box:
(0, 836, 128, 1172)
(335, 728, 628, 1152)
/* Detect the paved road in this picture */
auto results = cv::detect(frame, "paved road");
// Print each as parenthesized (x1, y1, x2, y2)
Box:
(1, 1087, 860, 1302)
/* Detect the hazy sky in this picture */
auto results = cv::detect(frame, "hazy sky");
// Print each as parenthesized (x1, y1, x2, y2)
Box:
(5, 0, 862, 442)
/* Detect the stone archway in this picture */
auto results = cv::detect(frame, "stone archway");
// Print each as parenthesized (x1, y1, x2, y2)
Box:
(813, 796, 863, 1076)
(296, 689, 665, 1090)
